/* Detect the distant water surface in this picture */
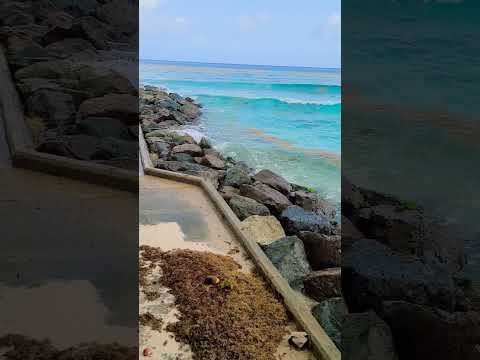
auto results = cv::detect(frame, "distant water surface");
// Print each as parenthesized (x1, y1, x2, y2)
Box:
(140, 60, 341, 206)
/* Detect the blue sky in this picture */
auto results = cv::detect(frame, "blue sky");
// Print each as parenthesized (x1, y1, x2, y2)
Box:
(140, 0, 341, 68)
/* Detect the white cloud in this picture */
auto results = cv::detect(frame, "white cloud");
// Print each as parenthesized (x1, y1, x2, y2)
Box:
(312, 11, 341, 40)
(237, 13, 271, 32)
(139, 0, 167, 10)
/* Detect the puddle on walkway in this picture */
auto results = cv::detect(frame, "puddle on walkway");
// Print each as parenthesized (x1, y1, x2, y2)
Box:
(139, 175, 317, 359)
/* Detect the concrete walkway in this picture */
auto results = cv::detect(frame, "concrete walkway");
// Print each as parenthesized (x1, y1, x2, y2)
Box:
(0, 115, 138, 348)
(139, 175, 316, 360)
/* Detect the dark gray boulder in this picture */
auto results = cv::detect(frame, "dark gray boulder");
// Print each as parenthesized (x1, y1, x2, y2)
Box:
(77, 117, 131, 140)
(380, 300, 480, 360)
(254, 169, 292, 195)
(26, 89, 76, 129)
(343, 239, 463, 312)
(240, 183, 292, 215)
(261, 236, 311, 290)
(223, 166, 251, 187)
(228, 195, 270, 221)
(292, 190, 336, 219)
(280, 206, 333, 235)
(304, 268, 341, 302)
(343, 311, 398, 360)
(311, 297, 348, 349)
(298, 231, 341, 270)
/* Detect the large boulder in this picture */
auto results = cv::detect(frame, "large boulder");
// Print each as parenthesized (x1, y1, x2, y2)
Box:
(341, 215, 364, 249)
(303, 268, 342, 302)
(45, 38, 96, 58)
(341, 177, 366, 218)
(15, 61, 136, 98)
(261, 236, 311, 289)
(78, 94, 138, 124)
(219, 186, 240, 201)
(171, 144, 203, 157)
(280, 206, 333, 235)
(179, 101, 201, 119)
(4, 35, 56, 69)
(200, 153, 225, 169)
(26, 90, 76, 129)
(223, 166, 251, 187)
(254, 169, 292, 195)
(357, 205, 464, 271)
(228, 195, 270, 221)
(298, 232, 341, 270)
(49, 0, 99, 17)
(239, 215, 285, 246)
(343, 311, 398, 360)
(240, 183, 292, 215)
(380, 300, 480, 360)
(343, 239, 463, 313)
(184, 168, 222, 189)
(292, 190, 336, 219)
(311, 297, 348, 349)
(77, 117, 131, 140)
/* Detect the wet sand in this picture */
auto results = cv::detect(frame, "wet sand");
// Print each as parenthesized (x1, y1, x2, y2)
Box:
(139, 175, 316, 359)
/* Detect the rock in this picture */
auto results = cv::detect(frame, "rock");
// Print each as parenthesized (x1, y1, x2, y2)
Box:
(380, 300, 480, 360)
(298, 232, 341, 270)
(45, 38, 95, 58)
(38, 134, 102, 160)
(224, 166, 252, 187)
(342, 177, 366, 218)
(254, 169, 292, 195)
(79, 94, 138, 125)
(200, 154, 225, 169)
(342, 215, 364, 249)
(158, 98, 179, 111)
(288, 332, 310, 350)
(228, 195, 270, 221)
(143, 347, 153, 357)
(280, 206, 333, 235)
(179, 101, 201, 119)
(171, 153, 194, 163)
(15, 60, 136, 97)
(93, 137, 137, 160)
(219, 186, 239, 201)
(261, 236, 311, 289)
(152, 141, 170, 158)
(356, 205, 464, 271)
(26, 90, 76, 129)
(50, 0, 99, 17)
(171, 144, 203, 157)
(342, 239, 462, 313)
(240, 183, 292, 215)
(343, 311, 398, 360)
(185, 169, 221, 189)
(204, 275, 220, 285)
(303, 268, 342, 302)
(292, 190, 336, 219)
(168, 92, 185, 103)
(239, 215, 285, 246)
(199, 137, 212, 149)
(311, 297, 348, 349)
(5, 35, 56, 69)
(77, 117, 131, 140)
(96, 0, 137, 35)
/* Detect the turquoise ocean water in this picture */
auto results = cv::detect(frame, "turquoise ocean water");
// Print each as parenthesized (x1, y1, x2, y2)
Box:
(140, 60, 341, 206)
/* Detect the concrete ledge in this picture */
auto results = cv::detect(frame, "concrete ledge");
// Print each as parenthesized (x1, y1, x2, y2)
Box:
(0, 45, 138, 193)
(140, 142, 340, 360)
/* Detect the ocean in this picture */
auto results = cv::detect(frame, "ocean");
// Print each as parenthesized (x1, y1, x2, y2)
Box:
(140, 60, 341, 207)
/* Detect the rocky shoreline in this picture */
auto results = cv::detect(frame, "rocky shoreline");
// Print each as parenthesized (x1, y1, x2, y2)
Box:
(1, 0, 138, 170)
(140, 84, 343, 331)
(141, 85, 480, 359)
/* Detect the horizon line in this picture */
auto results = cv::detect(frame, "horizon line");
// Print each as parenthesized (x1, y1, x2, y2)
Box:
(140, 58, 341, 71)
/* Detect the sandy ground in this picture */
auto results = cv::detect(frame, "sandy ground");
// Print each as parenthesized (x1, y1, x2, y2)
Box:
(139, 175, 316, 359)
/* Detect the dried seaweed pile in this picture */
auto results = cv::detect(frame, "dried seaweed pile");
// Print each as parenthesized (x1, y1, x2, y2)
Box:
(140, 245, 289, 360)
(139, 312, 163, 332)
(0, 334, 136, 360)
